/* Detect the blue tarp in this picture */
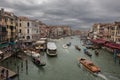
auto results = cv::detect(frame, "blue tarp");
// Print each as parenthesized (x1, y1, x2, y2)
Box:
(9, 42, 16, 45)
(0, 43, 9, 48)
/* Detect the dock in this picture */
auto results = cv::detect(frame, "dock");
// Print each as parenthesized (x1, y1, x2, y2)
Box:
(0, 53, 12, 62)
(0, 66, 17, 80)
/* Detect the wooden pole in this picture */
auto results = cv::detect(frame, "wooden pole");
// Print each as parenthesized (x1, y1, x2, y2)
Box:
(17, 66, 19, 80)
(114, 49, 117, 63)
(26, 60, 28, 75)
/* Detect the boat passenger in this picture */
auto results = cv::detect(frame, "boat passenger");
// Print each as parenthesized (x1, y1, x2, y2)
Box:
(35, 58, 41, 64)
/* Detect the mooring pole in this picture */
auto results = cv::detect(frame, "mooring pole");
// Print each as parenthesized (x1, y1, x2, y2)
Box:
(114, 49, 117, 63)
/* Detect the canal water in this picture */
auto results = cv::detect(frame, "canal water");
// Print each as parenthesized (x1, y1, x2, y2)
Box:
(0, 36, 120, 80)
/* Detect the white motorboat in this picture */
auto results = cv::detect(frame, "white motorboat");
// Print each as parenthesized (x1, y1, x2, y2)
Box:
(63, 44, 68, 49)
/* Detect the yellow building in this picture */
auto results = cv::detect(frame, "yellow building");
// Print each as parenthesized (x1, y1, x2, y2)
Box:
(0, 8, 17, 43)
(92, 22, 120, 43)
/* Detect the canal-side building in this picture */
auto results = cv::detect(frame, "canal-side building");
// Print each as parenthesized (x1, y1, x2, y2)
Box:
(111, 22, 120, 43)
(39, 21, 48, 38)
(0, 9, 8, 45)
(46, 25, 72, 39)
(17, 16, 40, 43)
(90, 22, 120, 43)
(0, 8, 17, 48)
(31, 20, 40, 41)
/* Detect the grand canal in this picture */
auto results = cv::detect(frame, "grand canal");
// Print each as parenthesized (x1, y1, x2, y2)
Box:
(0, 36, 120, 80)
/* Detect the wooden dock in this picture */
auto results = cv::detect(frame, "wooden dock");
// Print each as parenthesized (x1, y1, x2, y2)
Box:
(0, 66, 17, 80)
(0, 53, 12, 62)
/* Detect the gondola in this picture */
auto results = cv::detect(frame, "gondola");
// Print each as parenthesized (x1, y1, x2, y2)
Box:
(32, 58, 46, 66)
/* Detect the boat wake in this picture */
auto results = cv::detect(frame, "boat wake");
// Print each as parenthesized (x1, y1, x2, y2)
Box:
(97, 73, 108, 80)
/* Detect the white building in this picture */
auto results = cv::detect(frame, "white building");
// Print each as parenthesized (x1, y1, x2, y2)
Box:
(17, 17, 40, 42)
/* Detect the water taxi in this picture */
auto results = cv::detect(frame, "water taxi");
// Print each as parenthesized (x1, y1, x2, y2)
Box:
(47, 42, 57, 56)
(78, 58, 100, 74)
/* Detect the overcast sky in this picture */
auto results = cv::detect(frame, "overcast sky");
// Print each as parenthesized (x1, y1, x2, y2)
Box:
(0, 0, 120, 29)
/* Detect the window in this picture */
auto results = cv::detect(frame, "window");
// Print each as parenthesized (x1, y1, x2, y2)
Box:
(19, 29, 21, 33)
(27, 29, 29, 33)
(26, 36, 30, 40)
(20, 23, 21, 27)
(27, 22, 29, 27)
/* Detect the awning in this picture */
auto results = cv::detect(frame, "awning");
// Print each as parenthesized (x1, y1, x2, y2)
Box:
(91, 39, 107, 44)
(35, 41, 45, 44)
(104, 42, 120, 49)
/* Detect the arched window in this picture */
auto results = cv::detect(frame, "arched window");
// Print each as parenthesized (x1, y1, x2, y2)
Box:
(26, 36, 30, 40)
(27, 22, 29, 27)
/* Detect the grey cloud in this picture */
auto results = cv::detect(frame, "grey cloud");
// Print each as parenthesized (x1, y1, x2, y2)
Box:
(0, 0, 120, 29)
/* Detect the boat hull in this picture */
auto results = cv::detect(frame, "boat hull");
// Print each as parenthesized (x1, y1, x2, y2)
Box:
(46, 50, 57, 57)
(75, 45, 81, 51)
(32, 58, 46, 66)
(78, 58, 100, 74)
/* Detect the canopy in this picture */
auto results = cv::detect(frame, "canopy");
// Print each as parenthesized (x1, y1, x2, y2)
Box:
(35, 41, 45, 44)
(104, 42, 120, 49)
(31, 52, 40, 58)
(47, 42, 57, 50)
(91, 39, 106, 44)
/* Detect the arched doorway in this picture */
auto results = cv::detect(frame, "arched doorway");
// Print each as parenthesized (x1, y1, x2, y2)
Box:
(26, 36, 30, 40)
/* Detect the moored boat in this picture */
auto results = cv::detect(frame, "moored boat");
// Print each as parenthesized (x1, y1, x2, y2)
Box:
(78, 57, 100, 74)
(75, 45, 81, 51)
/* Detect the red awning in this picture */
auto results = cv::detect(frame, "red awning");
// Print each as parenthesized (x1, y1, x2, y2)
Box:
(91, 39, 106, 44)
(104, 42, 120, 49)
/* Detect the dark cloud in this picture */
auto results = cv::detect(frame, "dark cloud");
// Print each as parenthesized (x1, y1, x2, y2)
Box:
(0, 0, 120, 29)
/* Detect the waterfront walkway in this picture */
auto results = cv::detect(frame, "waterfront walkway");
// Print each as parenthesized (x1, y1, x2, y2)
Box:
(0, 66, 17, 80)
(0, 52, 13, 62)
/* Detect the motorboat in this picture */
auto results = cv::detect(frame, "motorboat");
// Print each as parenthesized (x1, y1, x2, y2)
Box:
(32, 57, 46, 66)
(75, 45, 81, 51)
(24, 50, 32, 56)
(94, 50, 99, 56)
(47, 42, 57, 56)
(31, 52, 40, 58)
(66, 42, 71, 46)
(24, 49, 40, 58)
(84, 49, 92, 57)
(78, 57, 100, 74)
(63, 44, 68, 49)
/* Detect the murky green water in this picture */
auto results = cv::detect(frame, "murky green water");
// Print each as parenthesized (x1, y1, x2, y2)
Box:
(0, 36, 120, 80)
